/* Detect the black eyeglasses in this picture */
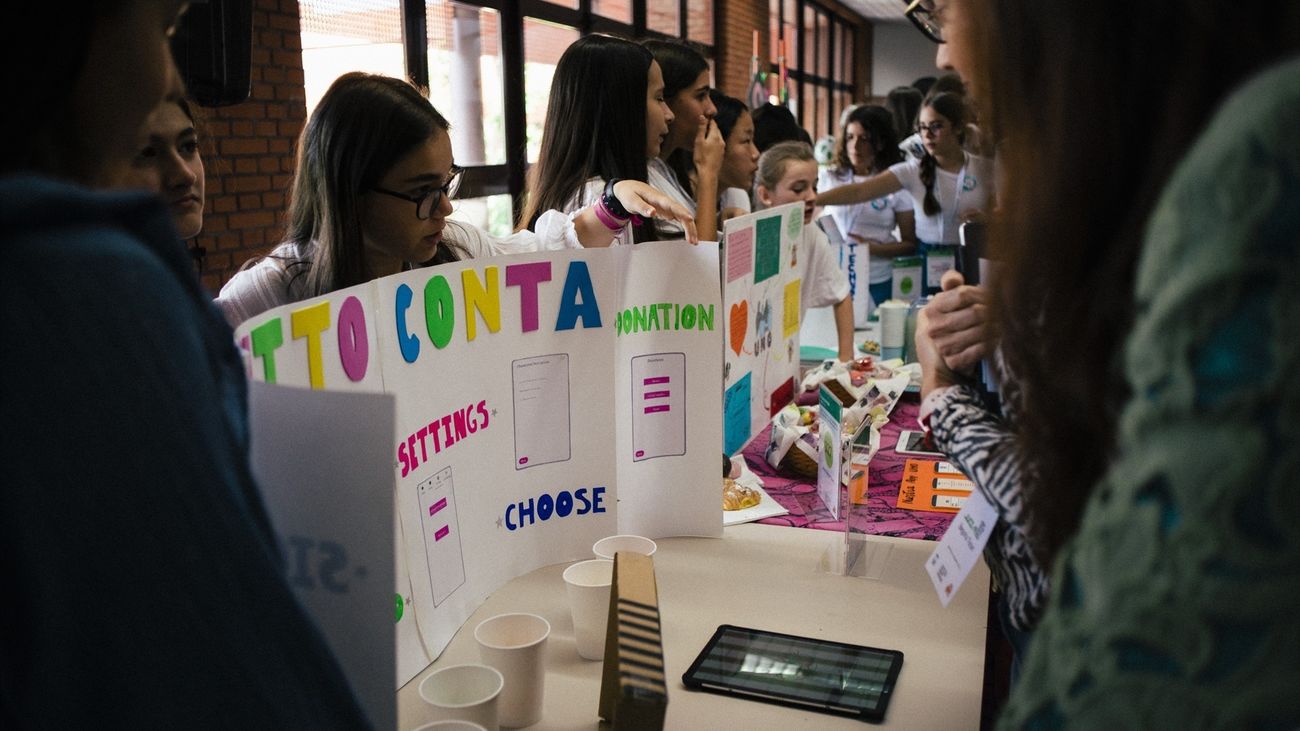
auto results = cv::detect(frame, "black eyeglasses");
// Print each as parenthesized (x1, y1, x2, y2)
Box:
(904, 0, 945, 44)
(371, 166, 464, 220)
(915, 120, 948, 136)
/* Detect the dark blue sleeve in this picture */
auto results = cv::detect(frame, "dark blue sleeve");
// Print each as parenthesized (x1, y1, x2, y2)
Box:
(0, 225, 372, 728)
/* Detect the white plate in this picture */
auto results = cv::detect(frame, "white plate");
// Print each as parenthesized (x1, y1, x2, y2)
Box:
(723, 459, 789, 526)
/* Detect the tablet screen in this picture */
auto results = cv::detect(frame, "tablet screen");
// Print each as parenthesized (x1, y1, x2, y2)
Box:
(682, 625, 903, 721)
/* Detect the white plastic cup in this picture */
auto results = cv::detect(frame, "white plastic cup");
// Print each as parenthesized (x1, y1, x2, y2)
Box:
(474, 613, 550, 728)
(416, 663, 503, 731)
(591, 535, 657, 560)
(878, 301, 909, 354)
(410, 721, 489, 731)
(562, 559, 614, 661)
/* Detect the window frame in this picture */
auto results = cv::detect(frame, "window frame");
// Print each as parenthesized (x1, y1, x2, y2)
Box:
(768, 0, 858, 142)
(403, 0, 717, 222)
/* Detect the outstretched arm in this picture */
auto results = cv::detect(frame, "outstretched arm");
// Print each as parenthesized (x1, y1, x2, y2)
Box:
(815, 170, 903, 207)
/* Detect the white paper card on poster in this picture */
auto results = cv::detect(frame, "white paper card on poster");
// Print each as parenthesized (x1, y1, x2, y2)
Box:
(630, 352, 686, 461)
(234, 243, 722, 687)
(614, 242, 726, 538)
(816, 385, 844, 521)
(247, 382, 397, 730)
(511, 353, 572, 469)
(925, 487, 998, 607)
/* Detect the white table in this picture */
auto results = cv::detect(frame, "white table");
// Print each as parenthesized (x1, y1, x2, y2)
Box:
(398, 523, 989, 730)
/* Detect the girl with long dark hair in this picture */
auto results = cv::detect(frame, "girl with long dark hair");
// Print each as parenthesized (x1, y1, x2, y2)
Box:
(912, 0, 1300, 723)
(220, 71, 693, 325)
(815, 92, 993, 293)
(522, 35, 701, 246)
(644, 39, 724, 237)
(710, 90, 759, 221)
(818, 104, 917, 321)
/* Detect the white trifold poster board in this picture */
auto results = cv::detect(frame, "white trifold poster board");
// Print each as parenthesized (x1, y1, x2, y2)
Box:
(234, 243, 723, 688)
(721, 202, 804, 455)
(249, 383, 397, 729)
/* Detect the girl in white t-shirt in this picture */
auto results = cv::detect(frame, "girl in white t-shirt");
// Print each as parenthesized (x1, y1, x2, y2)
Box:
(644, 40, 725, 239)
(816, 93, 994, 293)
(756, 142, 854, 362)
(711, 90, 759, 223)
(519, 35, 702, 246)
(818, 104, 917, 322)
(217, 72, 692, 327)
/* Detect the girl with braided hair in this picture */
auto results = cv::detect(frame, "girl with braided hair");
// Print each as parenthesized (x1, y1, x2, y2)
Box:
(816, 92, 993, 293)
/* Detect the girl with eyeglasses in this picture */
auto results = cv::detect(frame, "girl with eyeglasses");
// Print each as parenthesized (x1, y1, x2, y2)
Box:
(219, 71, 694, 326)
(816, 92, 994, 294)
(818, 104, 918, 323)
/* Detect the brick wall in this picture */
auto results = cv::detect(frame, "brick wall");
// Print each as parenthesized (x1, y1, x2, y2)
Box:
(716, 0, 768, 99)
(192, 0, 870, 293)
(195, 0, 306, 294)
(714, 0, 873, 121)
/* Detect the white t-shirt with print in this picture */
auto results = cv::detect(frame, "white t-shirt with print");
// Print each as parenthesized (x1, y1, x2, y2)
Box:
(888, 153, 995, 244)
(818, 167, 914, 285)
(797, 222, 851, 318)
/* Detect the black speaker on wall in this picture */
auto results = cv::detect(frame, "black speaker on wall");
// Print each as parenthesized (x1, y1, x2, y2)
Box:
(171, 0, 253, 106)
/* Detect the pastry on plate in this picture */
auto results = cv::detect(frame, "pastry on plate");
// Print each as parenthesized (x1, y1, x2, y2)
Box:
(723, 478, 762, 511)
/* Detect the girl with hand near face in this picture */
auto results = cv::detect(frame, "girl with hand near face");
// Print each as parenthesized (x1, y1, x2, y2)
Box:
(710, 91, 760, 222)
(520, 35, 697, 247)
(816, 92, 993, 293)
(755, 142, 855, 362)
(219, 71, 693, 326)
(644, 39, 725, 238)
(819, 104, 918, 322)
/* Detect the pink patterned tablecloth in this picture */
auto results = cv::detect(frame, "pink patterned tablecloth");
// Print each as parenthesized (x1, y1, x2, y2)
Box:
(741, 398, 957, 541)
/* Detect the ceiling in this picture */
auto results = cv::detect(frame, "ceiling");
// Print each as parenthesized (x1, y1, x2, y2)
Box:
(839, 0, 910, 23)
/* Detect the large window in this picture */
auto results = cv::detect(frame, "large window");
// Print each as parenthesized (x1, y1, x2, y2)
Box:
(300, 0, 406, 113)
(302, 0, 715, 237)
(768, 0, 858, 144)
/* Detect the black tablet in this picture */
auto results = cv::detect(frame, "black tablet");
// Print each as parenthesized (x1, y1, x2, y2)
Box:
(681, 625, 903, 722)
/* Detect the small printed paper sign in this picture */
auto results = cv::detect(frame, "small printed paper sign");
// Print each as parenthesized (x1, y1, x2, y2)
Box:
(925, 488, 998, 607)
(816, 385, 845, 521)
(898, 458, 974, 512)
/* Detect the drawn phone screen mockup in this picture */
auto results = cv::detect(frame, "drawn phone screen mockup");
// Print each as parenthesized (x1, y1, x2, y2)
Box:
(511, 354, 572, 469)
(631, 353, 686, 461)
(416, 466, 466, 606)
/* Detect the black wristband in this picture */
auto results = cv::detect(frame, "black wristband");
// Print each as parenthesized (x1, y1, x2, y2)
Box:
(602, 178, 632, 219)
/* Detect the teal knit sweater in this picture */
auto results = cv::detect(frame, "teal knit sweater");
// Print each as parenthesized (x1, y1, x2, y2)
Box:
(1001, 56, 1300, 728)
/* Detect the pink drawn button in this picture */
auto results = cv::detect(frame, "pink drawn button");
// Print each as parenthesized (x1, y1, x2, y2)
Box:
(518, 457, 529, 465)
(643, 376, 670, 385)
(644, 404, 670, 414)
(644, 390, 670, 399)
(434, 525, 450, 542)
(428, 497, 448, 516)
